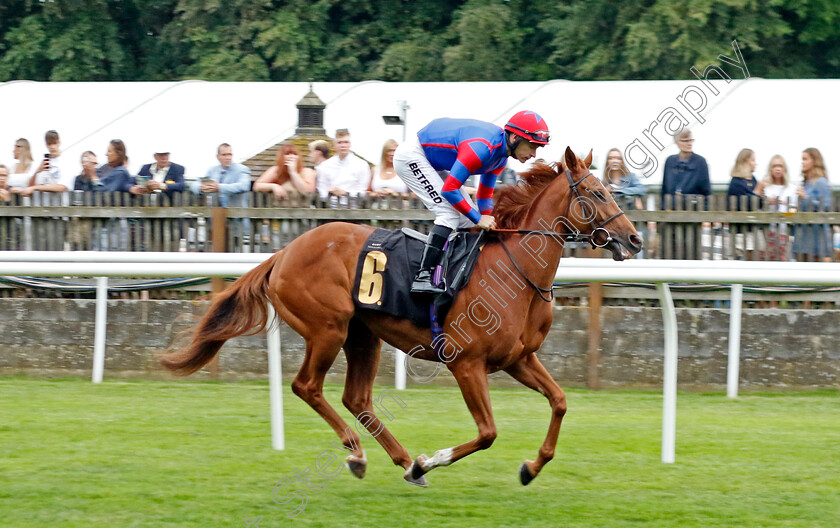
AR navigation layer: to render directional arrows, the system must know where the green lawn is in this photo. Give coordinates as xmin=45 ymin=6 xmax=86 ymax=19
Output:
xmin=1 ymin=377 xmax=838 ymax=528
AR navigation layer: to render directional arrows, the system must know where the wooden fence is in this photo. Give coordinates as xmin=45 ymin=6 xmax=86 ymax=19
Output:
xmin=1 ymin=191 xmax=838 ymax=262
xmin=1 ymin=190 xmax=838 ymax=308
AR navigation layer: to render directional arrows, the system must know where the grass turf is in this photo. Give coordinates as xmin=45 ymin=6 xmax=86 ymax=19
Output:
xmin=0 ymin=377 xmax=838 ymax=527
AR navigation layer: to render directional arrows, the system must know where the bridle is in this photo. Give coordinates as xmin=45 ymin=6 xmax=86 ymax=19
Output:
xmin=564 ymin=169 xmax=626 ymax=242
xmin=492 ymin=169 xmax=627 ymax=302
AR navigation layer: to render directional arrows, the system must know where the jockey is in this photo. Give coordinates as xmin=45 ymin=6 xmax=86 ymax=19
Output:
xmin=394 ymin=110 xmax=550 ymax=294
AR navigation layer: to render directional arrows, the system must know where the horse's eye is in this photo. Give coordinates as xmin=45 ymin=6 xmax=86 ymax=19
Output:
xmin=592 ymin=190 xmax=605 ymax=201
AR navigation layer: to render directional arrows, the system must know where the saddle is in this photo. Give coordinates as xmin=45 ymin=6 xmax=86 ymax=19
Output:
xmin=353 ymin=227 xmax=484 ymax=329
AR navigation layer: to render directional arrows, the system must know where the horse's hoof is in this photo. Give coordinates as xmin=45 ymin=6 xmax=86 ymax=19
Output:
xmin=519 ymin=461 xmax=536 ymax=486
xmin=346 ymin=454 xmax=367 ymax=479
xmin=404 ymin=474 xmax=429 ymax=487
xmin=410 ymin=454 xmax=429 ymax=481
xmin=403 ymin=462 xmax=429 ymax=488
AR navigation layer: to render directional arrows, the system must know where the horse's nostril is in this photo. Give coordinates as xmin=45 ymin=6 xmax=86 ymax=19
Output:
xmin=629 ymin=234 xmax=643 ymax=249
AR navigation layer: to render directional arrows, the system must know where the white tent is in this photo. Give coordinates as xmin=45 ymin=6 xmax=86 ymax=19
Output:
xmin=1 ymin=78 xmax=836 ymax=187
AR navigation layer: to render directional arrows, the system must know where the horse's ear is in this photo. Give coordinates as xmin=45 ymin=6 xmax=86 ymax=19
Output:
xmin=584 ymin=149 xmax=593 ymax=169
xmin=564 ymin=146 xmax=576 ymax=170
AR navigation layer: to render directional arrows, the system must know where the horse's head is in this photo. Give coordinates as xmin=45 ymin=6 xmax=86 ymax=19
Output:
xmin=560 ymin=147 xmax=643 ymax=260
xmin=494 ymin=149 xmax=643 ymax=260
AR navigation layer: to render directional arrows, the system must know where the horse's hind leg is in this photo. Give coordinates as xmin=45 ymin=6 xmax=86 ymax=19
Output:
xmin=291 ymin=333 xmax=364 ymax=461
xmin=503 ymin=353 xmax=567 ymax=485
xmin=341 ymin=318 xmax=414 ymax=480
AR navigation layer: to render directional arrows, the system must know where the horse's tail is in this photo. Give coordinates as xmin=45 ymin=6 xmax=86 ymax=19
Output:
xmin=160 ymin=254 xmax=281 ymax=376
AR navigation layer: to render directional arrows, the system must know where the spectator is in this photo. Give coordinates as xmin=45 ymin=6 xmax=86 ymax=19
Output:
xmin=497 ymin=161 xmax=519 ymax=187
xmin=8 ymin=138 xmax=35 ymax=190
xmin=253 ymin=143 xmax=315 ymax=199
xmin=316 ymin=129 xmax=371 ymax=201
xmin=307 ymin=139 xmax=330 ymax=172
xmin=834 ymin=227 xmax=840 ymax=262
xmin=368 ymin=139 xmax=408 ymax=197
xmin=726 ymin=148 xmax=760 ymax=200
xmin=727 ymin=148 xmax=762 ymax=260
xmin=134 ymin=148 xmax=186 ymax=196
xmin=760 ymin=155 xmax=798 ymax=212
xmin=661 ymin=129 xmax=710 ymax=259
xmin=661 ymin=129 xmax=711 ymax=205
xmin=793 ymin=147 xmax=832 ymax=262
xmin=20 ymin=130 xmax=75 ymax=205
xmin=760 ymin=155 xmax=798 ymax=260
xmin=190 ymin=143 xmax=251 ymax=207
xmin=67 ymin=152 xmax=100 ymax=247
xmin=96 ymin=140 xmax=134 ymax=193
xmin=0 ymin=164 xmax=11 ymax=202
xmin=601 ymin=147 xmax=646 ymax=210
xmin=73 ymin=151 xmax=101 ymax=191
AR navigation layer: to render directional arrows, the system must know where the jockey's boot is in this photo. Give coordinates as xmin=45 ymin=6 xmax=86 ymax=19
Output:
xmin=411 ymin=225 xmax=451 ymax=294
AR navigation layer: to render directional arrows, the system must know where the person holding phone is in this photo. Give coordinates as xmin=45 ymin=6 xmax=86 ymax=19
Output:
xmin=73 ymin=151 xmax=101 ymax=191
xmin=18 ymin=130 xmax=75 ymax=205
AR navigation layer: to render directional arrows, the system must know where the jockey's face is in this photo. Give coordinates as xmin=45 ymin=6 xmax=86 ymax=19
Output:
xmin=511 ymin=138 xmax=540 ymax=163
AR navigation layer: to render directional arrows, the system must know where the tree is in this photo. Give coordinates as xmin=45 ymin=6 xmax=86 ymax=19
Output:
xmin=0 ymin=0 xmax=133 ymax=81
xmin=0 ymin=0 xmax=31 ymax=44
xmin=374 ymin=37 xmax=445 ymax=81
xmin=541 ymin=0 xmax=793 ymax=80
xmin=1 ymin=0 xmax=839 ymax=81
xmin=775 ymin=0 xmax=840 ymax=77
xmin=442 ymin=0 xmax=525 ymax=81
xmin=253 ymin=7 xmax=329 ymax=81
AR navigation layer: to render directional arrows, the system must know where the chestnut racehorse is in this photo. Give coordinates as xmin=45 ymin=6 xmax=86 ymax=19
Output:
xmin=160 ymin=147 xmax=642 ymax=487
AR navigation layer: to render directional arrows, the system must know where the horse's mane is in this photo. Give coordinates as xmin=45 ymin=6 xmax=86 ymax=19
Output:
xmin=494 ymin=161 xmax=565 ymax=229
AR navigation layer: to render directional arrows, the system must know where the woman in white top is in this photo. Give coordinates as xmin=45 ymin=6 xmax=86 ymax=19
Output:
xmin=760 ymin=154 xmax=798 ymax=212
xmin=368 ymin=139 xmax=408 ymax=197
xmin=759 ymin=154 xmax=798 ymax=260
xmin=8 ymin=138 xmax=35 ymax=189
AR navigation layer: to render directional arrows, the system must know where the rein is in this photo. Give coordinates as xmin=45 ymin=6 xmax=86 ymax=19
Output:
xmin=497 ymin=236 xmax=555 ymax=302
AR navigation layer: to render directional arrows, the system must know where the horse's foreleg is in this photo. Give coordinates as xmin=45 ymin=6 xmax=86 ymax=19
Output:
xmin=503 ymin=353 xmax=567 ymax=485
xmin=406 ymin=362 xmax=496 ymax=484
xmin=341 ymin=319 xmax=413 ymax=480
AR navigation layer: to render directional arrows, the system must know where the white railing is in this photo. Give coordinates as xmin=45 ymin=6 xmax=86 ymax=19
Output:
xmin=0 ymin=252 xmax=284 ymax=448
xmin=2 ymin=251 xmax=839 ymax=462
xmin=557 ymin=258 xmax=840 ymax=463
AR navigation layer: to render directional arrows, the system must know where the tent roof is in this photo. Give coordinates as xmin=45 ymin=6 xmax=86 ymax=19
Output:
xmin=1 ymin=79 xmax=836 ymax=186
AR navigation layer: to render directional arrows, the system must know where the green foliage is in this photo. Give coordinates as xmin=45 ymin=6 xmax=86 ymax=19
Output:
xmin=442 ymin=0 xmax=525 ymax=81
xmin=375 ymin=36 xmax=445 ymax=81
xmin=0 ymin=16 xmax=49 ymax=80
xmin=0 ymin=0 xmax=839 ymax=81
xmin=542 ymin=0 xmax=794 ymax=80
xmin=0 ymin=0 xmax=132 ymax=81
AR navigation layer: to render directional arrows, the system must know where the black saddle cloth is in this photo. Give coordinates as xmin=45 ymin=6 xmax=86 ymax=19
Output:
xmin=353 ymin=228 xmax=484 ymax=327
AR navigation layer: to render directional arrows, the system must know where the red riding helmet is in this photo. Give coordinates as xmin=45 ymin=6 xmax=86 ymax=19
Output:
xmin=504 ymin=110 xmax=550 ymax=145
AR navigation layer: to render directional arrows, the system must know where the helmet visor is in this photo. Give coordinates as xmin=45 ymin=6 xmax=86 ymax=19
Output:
xmin=506 ymin=123 xmax=550 ymax=145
